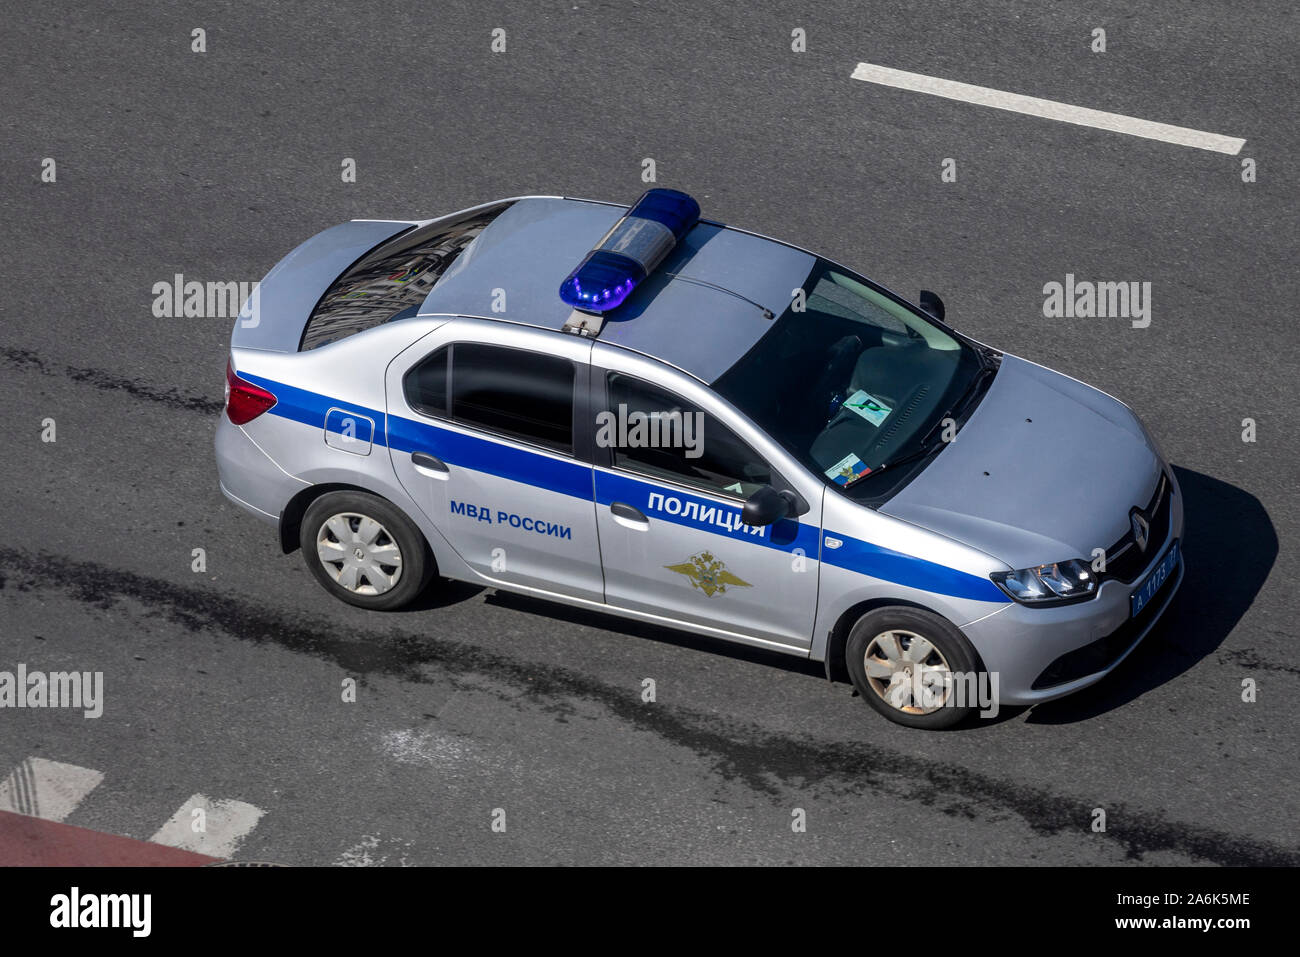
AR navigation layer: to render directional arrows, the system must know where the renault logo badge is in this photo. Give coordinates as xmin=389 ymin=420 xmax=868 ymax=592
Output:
xmin=1131 ymin=509 xmax=1150 ymax=552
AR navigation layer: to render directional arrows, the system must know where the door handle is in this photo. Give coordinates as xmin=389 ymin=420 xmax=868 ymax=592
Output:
xmin=411 ymin=451 xmax=449 ymax=476
xmin=610 ymin=501 xmax=648 ymax=523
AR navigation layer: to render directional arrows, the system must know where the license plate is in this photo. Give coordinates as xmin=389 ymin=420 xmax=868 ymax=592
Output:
xmin=1130 ymin=539 xmax=1180 ymax=618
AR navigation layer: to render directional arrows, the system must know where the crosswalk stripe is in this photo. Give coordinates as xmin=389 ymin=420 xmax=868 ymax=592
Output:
xmin=0 ymin=757 xmax=104 ymax=822
xmin=149 ymin=794 xmax=265 ymax=858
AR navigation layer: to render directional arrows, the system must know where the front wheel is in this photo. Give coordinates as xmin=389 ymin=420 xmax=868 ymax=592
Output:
xmin=845 ymin=607 xmax=983 ymax=729
xmin=300 ymin=490 xmax=432 ymax=610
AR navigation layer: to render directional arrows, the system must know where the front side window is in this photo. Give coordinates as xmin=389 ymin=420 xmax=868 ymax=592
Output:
xmin=451 ymin=344 xmax=575 ymax=453
xmin=605 ymin=373 xmax=770 ymax=499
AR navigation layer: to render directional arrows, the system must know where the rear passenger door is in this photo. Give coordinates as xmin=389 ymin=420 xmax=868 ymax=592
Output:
xmin=386 ymin=320 xmax=604 ymax=602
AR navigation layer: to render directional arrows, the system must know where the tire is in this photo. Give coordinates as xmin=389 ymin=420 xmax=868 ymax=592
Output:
xmin=299 ymin=490 xmax=433 ymax=610
xmin=845 ymin=606 xmax=983 ymax=730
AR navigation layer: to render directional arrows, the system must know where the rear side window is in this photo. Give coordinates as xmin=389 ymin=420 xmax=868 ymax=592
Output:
xmin=426 ymin=344 xmax=575 ymax=453
xmin=301 ymin=202 xmax=513 ymax=351
xmin=404 ymin=347 xmax=449 ymax=418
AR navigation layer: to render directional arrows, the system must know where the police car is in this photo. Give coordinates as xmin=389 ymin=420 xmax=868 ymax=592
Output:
xmin=216 ymin=189 xmax=1183 ymax=728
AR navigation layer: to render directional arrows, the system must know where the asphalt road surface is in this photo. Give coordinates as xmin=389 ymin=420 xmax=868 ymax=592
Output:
xmin=1 ymin=1 xmax=1296 ymax=866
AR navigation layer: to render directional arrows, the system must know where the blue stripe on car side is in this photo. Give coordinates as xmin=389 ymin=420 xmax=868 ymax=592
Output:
xmin=593 ymin=469 xmax=821 ymax=556
xmin=821 ymin=536 xmax=1009 ymax=603
xmin=241 ymin=374 xmax=381 ymax=434
xmin=385 ymin=413 xmax=594 ymax=499
xmin=237 ymin=372 xmax=1008 ymax=603
xmin=592 ymin=469 xmax=1005 ymax=602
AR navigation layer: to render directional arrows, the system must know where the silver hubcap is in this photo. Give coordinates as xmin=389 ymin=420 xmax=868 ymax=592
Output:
xmin=316 ymin=512 xmax=403 ymax=596
xmin=863 ymin=629 xmax=953 ymax=715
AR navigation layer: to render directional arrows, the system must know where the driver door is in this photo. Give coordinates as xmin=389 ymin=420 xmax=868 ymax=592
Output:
xmin=589 ymin=347 xmax=822 ymax=651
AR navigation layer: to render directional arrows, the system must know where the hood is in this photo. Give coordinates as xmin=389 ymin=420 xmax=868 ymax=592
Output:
xmin=880 ymin=355 xmax=1161 ymax=569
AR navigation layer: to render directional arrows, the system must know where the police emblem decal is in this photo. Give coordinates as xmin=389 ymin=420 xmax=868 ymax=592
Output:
xmin=664 ymin=551 xmax=752 ymax=597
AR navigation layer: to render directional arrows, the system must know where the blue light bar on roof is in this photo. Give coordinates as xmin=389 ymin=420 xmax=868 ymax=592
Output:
xmin=559 ymin=188 xmax=701 ymax=313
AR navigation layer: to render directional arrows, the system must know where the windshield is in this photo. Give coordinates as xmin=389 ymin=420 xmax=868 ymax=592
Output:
xmin=711 ymin=260 xmax=985 ymax=496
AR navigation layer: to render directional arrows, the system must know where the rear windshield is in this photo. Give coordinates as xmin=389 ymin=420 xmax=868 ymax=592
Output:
xmin=300 ymin=202 xmax=513 ymax=350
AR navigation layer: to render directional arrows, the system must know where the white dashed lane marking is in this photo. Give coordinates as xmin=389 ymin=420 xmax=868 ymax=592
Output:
xmin=0 ymin=757 xmax=104 ymax=821
xmin=149 ymin=793 xmax=266 ymax=858
xmin=850 ymin=62 xmax=1246 ymax=155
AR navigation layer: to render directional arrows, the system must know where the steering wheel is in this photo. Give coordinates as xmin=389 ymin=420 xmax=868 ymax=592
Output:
xmin=814 ymin=335 xmax=862 ymax=417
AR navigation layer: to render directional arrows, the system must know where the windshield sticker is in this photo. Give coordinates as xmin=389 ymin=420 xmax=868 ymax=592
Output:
xmin=844 ymin=390 xmax=892 ymax=426
xmin=825 ymin=453 xmax=872 ymax=486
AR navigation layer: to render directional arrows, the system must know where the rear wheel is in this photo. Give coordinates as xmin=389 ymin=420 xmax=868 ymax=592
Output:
xmin=845 ymin=606 xmax=982 ymax=729
xmin=300 ymin=491 xmax=432 ymax=610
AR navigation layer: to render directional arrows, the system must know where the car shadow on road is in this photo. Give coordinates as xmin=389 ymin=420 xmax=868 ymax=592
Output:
xmin=403 ymin=577 xmax=487 ymax=611
xmin=393 ymin=553 xmax=827 ymax=678
xmin=1021 ymin=465 xmax=1276 ymax=725
xmin=480 ymin=591 xmax=830 ymax=681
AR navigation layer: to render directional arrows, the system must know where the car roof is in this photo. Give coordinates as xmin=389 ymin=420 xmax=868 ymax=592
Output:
xmin=418 ymin=197 xmax=816 ymax=383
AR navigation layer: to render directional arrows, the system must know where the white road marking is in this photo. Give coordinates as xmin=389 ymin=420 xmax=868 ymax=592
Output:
xmin=336 ymin=833 xmax=381 ymax=867
xmin=378 ymin=727 xmax=495 ymax=770
xmin=150 ymin=794 xmax=265 ymax=858
xmin=850 ymin=62 xmax=1245 ymax=155
xmin=0 ymin=757 xmax=104 ymax=822
xmin=334 ymin=833 xmax=415 ymax=867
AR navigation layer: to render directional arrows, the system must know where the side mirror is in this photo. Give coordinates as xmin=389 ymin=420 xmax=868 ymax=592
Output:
xmin=742 ymin=485 xmax=793 ymax=526
xmin=919 ymin=290 xmax=946 ymax=324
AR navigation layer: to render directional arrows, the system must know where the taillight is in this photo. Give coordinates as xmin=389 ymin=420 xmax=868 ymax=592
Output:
xmin=225 ymin=360 xmax=277 ymax=425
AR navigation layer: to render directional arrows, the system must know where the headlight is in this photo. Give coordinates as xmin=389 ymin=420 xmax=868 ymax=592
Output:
xmin=991 ymin=559 xmax=1097 ymax=605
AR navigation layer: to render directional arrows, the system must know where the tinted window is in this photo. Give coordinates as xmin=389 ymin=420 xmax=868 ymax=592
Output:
xmin=404 ymin=347 xmax=449 ymax=418
xmin=606 ymin=373 xmax=770 ymax=498
xmin=452 ymin=344 xmax=574 ymax=453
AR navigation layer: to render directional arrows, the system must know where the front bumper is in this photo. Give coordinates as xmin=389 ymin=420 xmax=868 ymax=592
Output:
xmin=961 ymin=471 xmax=1185 ymax=707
